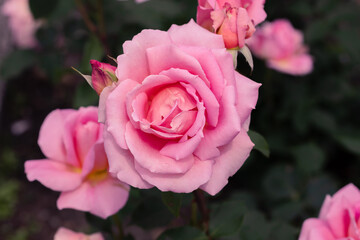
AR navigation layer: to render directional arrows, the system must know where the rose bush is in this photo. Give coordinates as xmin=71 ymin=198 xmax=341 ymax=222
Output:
xmin=247 ymin=19 xmax=313 ymax=75
xmin=299 ymin=183 xmax=360 ymax=240
xmin=25 ymin=107 xmax=129 ymax=219
xmin=1 ymin=0 xmax=41 ymax=48
xmin=98 ymin=20 xmax=260 ymax=195
xmin=54 ymin=227 xmax=104 ymax=240
xmin=196 ymin=0 xmax=267 ymax=49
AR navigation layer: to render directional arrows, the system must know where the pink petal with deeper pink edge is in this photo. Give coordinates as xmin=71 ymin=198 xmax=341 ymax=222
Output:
xmin=146 ymin=45 xmax=209 ymax=87
xmin=168 ymin=19 xmax=225 ymax=49
xmin=134 ymin=157 xmax=214 ymax=193
xmin=235 ymin=73 xmax=261 ymax=127
xmin=197 ymin=6 xmax=214 ymax=30
xmin=267 ymin=53 xmax=313 ymax=76
xmin=299 ymin=219 xmax=336 ymax=240
xmin=54 ymin=227 xmax=104 ymax=240
xmin=125 ymin=123 xmax=195 ymax=174
xmin=211 ymin=9 xmax=226 ymax=31
xmin=74 ymin=120 xmax=100 ymax=163
xmin=25 ymin=160 xmax=82 ymax=192
xmin=179 ymin=46 xmax=225 ymax=101
xmin=194 ymin=86 xmax=241 ymax=160
xmin=329 ymin=184 xmax=360 ymax=210
xmin=160 ymin=68 xmax=220 ymax=127
xmin=106 ymin=79 xmax=140 ymax=150
xmin=200 ymin=130 xmax=254 ymax=195
xmin=246 ymin=0 xmax=267 ymax=25
xmin=57 ymin=177 xmax=129 ymax=219
xmin=38 ymin=109 xmax=75 ymax=162
xmin=104 ymin=129 xmax=153 ymax=189
xmin=116 ymin=30 xmax=172 ymax=83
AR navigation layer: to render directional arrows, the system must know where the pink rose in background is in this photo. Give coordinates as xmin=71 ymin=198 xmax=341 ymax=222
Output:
xmin=1 ymin=0 xmax=41 ymax=48
xmin=197 ymin=0 xmax=267 ymax=49
xmin=247 ymin=19 xmax=313 ymax=75
xmin=99 ymin=20 xmax=260 ymax=195
xmin=54 ymin=227 xmax=104 ymax=240
xmin=25 ymin=107 xmax=129 ymax=219
xmin=299 ymin=183 xmax=360 ymax=240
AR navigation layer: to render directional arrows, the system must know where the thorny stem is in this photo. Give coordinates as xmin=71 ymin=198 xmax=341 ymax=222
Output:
xmin=194 ymin=189 xmax=212 ymax=240
xmin=75 ymin=0 xmax=110 ymax=56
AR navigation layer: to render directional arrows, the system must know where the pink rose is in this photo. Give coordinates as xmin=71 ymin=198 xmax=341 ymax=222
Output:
xmin=54 ymin=227 xmax=104 ymax=240
xmin=25 ymin=107 xmax=129 ymax=219
xmin=99 ymin=20 xmax=260 ymax=195
xmin=1 ymin=0 xmax=41 ymax=48
xmin=197 ymin=0 xmax=267 ymax=49
xmin=247 ymin=19 xmax=313 ymax=75
xmin=299 ymin=183 xmax=360 ymax=240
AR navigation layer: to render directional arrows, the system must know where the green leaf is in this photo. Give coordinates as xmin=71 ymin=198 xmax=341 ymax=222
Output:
xmin=248 ymin=130 xmax=270 ymax=157
xmin=267 ymin=222 xmax=297 ymax=240
xmin=157 ymin=226 xmax=207 ymax=240
xmin=161 ymin=192 xmax=183 ymax=217
xmin=73 ymin=81 xmax=98 ymax=108
xmin=336 ymin=134 xmax=360 ymax=155
xmin=238 ymin=211 xmax=270 ymax=240
xmin=291 ymin=143 xmax=325 ymax=174
xmin=29 ymin=0 xmax=59 ymax=19
xmin=209 ymin=201 xmax=245 ymax=238
xmin=0 ymin=50 xmax=36 ymax=80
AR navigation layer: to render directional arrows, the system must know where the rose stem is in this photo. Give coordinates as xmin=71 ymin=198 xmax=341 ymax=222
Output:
xmin=193 ymin=189 xmax=212 ymax=239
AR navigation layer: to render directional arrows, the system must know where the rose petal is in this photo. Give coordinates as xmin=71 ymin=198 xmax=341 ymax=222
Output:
xmin=200 ymin=130 xmax=254 ymax=195
xmin=54 ymin=227 xmax=104 ymax=240
xmin=106 ymin=79 xmax=140 ymax=150
xmin=235 ymin=72 xmax=261 ymax=127
xmin=125 ymin=122 xmax=195 ymax=174
xmin=57 ymin=177 xmax=129 ymax=219
xmin=135 ymin=157 xmax=214 ymax=193
xmin=168 ymin=19 xmax=225 ymax=49
xmin=98 ymin=84 xmax=116 ymax=123
xmin=116 ymin=30 xmax=172 ymax=83
xmin=194 ymin=86 xmax=241 ymax=160
xmin=25 ymin=160 xmax=82 ymax=192
xmin=299 ymin=219 xmax=336 ymax=240
xmin=38 ymin=109 xmax=75 ymax=162
xmin=104 ymin=129 xmax=153 ymax=189
xmin=267 ymin=53 xmax=313 ymax=76
xmin=246 ymin=0 xmax=267 ymax=25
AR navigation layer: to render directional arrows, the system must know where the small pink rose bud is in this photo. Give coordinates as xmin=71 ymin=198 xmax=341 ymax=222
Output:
xmin=90 ymin=60 xmax=117 ymax=95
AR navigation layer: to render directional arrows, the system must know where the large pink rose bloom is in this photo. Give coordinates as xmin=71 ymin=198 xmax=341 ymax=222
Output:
xmin=25 ymin=107 xmax=129 ymax=219
xmin=299 ymin=183 xmax=360 ymax=240
xmin=197 ymin=0 xmax=267 ymax=49
xmin=99 ymin=20 xmax=260 ymax=195
xmin=54 ymin=227 xmax=104 ymax=240
xmin=1 ymin=0 xmax=41 ymax=48
xmin=247 ymin=19 xmax=313 ymax=75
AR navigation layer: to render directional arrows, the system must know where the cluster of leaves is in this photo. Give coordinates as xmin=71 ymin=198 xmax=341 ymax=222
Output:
xmin=0 ymin=0 xmax=359 ymax=239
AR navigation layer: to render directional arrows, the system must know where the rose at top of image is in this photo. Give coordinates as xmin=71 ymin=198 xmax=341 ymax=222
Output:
xmin=54 ymin=227 xmax=104 ymax=240
xmin=1 ymin=0 xmax=42 ymax=48
xmin=197 ymin=0 xmax=267 ymax=49
xmin=25 ymin=107 xmax=129 ymax=219
xmin=299 ymin=183 xmax=360 ymax=240
xmin=99 ymin=20 xmax=260 ymax=195
xmin=247 ymin=19 xmax=313 ymax=75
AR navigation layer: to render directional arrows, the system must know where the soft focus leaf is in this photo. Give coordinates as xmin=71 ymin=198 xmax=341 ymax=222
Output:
xmin=161 ymin=192 xmax=183 ymax=217
xmin=209 ymin=201 xmax=245 ymax=238
xmin=157 ymin=226 xmax=207 ymax=240
xmin=336 ymin=134 xmax=360 ymax=155
xmin=80 ymin=36 xmax=104 ymax=73
xmin=0 ymin=50 xmax=36 ymax=80
xmin=248 ymin=130 xmax=270 ymax=157
xmin=292 ymin=143 xmax=325 ymax=174
xmin=0 ymin=180 xmax=19 ymax=220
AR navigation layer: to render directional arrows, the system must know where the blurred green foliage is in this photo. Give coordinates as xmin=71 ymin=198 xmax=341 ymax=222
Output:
xmin=0 ymin=0 xmax=359 ymax=239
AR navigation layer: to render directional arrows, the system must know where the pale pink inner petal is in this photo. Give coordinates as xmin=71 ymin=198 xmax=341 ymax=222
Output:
xmin=74 ymin=121 xmax=100 ymax=164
